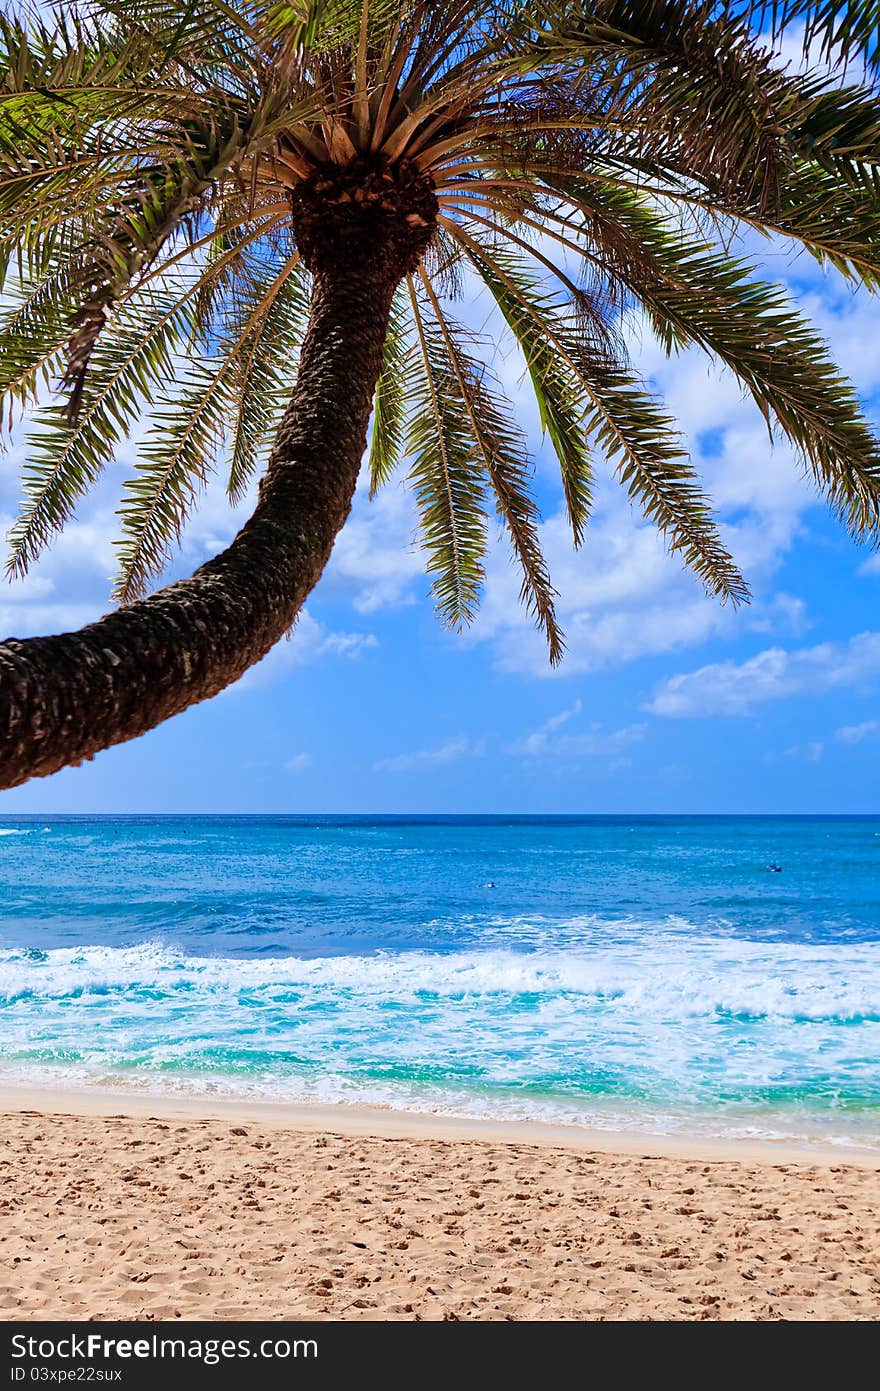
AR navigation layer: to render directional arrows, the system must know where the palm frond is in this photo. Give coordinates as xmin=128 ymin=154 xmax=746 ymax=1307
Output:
xmin=112 ymin=356 xmax=229 ymax=603
xmin=368 ymin=284 xmax=410 ymax=497
xmin=61 ymin=117 xmax=260 ymax=420
xmin=452 ymin=228 xmax=748 ymax=603
xmin=447 ymin=227 xmax=595 ymax=547
xmin=226 ymin=252 xmax=309 ymax=502
xmin=524 ymin=0 xmax=799 ymax=212
xmin=416 ymin=266 xmax=563 ymax=662
xmin=0 ymin=252 xmax=80 ymax=429
xmin=405 ymin=274 xmax=488 ymax=629
xmin=113 ymin=251 xmax=305 ymax=600
xmin=551 ymin=176 xmax=880 ymax=540
xmin=6 ymin=284 xmax=198 ymax=578
xmin=748 ymin=1 xmax=880 ymax=70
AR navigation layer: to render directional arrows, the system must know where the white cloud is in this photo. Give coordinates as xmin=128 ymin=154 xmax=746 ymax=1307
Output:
xmin=0 ymin=504 xmax=122 ymax=638
xmin=860 ymin=553 xmax=880 ymax=577
xmin=373 ymin=735 xmax=486 ymax=774
xmin=766 ymin=739 xmax=825 ymax=764
xmin=511 ymin=717 xmax=642 ymax=762
xmin=326 ymin=478 xmax=423 ymax=613
xmin=835 ymin=720 xmax=880 ymax=745
xmin=509 ymin=712 xmax=646 ymax=761
xmin=798 ymin=289 xmax=880 ymax=399
xmin=284 ymin=752 xmax=314 ymax=772
xmin=473 ymin=506 xmax=723 ymax=676
xmin=0 ymin=574 xmax=54 ymax=604
xmin=0 ymin=600 xmax=105 ymax=638
xmin=471 ymin=492 xmax=806 ymax=678
xmin=464 ymin=297 xmax=831 ymax=680
xmin=231 ymin=609 xmax=377 ymax=692
xmin=543 ymin=699 xmax=582 ymax=732
xmin=647 ymin=632 xmax=880 ymax=717
xmin=176 ymin=476 xmax=252 ymax=568
xmin=747 ymin=591 xmax=810 ymax=636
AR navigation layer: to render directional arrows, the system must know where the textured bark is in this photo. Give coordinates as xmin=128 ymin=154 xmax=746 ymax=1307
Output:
xmin=0 ymin=161 xmax=437 ymax=789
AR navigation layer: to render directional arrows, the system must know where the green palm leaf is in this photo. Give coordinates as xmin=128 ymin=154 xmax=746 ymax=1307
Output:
xmin=226 ymin=253 xmax=311 ymax=502
xmin=550 ymin=177 xmax=880 ymax=539
xmin=451 ymin=231 xmax=595 ymax=547
xmin=368 ymin=285 xmax=410 ymax=498
xmin=113 ymin=354 xmax=231 ymax=603
xmin=456 ymin=231 xmax=747 ymax=603
xmin=405 ymin=276 xmax=488 ymax=629
xmin=6 ymin=284 xmax=198 ymax=577
xmin=113 ymin=252 xmax=305 ymax=600
xmin=416 ymin=268 xmax=563 ymax=663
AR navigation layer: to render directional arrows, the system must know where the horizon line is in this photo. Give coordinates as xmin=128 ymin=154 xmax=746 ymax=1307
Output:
xmin=1 ymin=810 xmax=879 ymax=819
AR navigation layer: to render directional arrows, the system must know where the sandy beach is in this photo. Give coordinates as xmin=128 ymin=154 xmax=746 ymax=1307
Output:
xmin=1 ymin=1090 xmax=877 ymax=1321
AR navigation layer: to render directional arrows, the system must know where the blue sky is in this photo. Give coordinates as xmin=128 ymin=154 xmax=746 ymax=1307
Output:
xmin=1 ymin=221 xmax=879 ymax=814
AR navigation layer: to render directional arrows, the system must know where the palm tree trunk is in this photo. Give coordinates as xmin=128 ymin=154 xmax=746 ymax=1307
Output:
xmin=0 ymin=259 xmax=398 ymax=790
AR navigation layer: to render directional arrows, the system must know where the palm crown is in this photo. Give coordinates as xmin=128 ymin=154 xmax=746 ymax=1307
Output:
xmin=3 ymin=0 xmax=880 ymax=667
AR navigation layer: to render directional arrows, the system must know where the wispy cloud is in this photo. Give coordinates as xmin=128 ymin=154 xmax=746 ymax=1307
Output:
xmin=509 ymin=705 xmax=646 ymax=761
xmin=469 ymin=485 xmax=808 ymax=680
xmin=542 ymin=699 xmax=583 ymax=732
xmin=776 ymin=740 xmax=825 ymax=764
xmin=835 ymin=720 xmax=880 ymax=745
xmin=0 ymin=506 xmax=119 ymax=639
xmin=647 ymin=632 xmax=880 ymax=717
xmin=231 ymin=610 xmax=377 ymax=692
xmin=284 ymin=752 xmax=314 ymax=772
xmin=511 ymin=700 xmax=582 ymax=756
xmin=373 ymin=735 xmax=486 ymax=774
xmin=859 ymin=553 xmax=880 ymax=577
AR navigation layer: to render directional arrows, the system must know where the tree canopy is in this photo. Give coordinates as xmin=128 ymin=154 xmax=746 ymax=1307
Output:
xmin=2 ymin=0 xmax=880 ymax=664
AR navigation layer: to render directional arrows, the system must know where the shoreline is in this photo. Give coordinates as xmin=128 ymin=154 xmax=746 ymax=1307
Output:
xmin=2 ymin=1081 xmax=878 ymax=1168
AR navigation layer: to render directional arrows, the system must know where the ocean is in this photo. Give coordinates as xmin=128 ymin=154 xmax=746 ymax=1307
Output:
xmin=1 ymin=814 xmax=878 ymax=1150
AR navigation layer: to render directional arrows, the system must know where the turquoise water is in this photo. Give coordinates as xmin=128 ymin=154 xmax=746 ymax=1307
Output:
xmin=1 ymin=814 xmax=879 ymax=1149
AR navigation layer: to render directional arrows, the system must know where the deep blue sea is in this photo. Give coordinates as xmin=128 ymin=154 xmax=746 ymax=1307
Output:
xmin=1 ymin=814 xmax=879 ymax=1149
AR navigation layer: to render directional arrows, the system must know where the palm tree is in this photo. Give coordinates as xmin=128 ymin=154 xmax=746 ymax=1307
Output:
xmin=1 ymin=1 xmax=879 ymax=789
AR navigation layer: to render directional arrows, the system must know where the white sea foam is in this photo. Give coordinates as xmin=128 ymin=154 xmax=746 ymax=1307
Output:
xmin=1 ymin=936 xmax=878 ymax=1150
xmin=1 ymin=937 xmax=879 ymax=1023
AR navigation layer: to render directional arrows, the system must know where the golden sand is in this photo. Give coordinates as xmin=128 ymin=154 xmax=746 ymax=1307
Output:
xmin=1 ymin=1096 xmax=878 ymax=1320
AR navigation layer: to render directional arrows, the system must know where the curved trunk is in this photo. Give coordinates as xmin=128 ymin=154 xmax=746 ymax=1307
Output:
xmin=0 ymin=260 xmax=397 ymax=789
